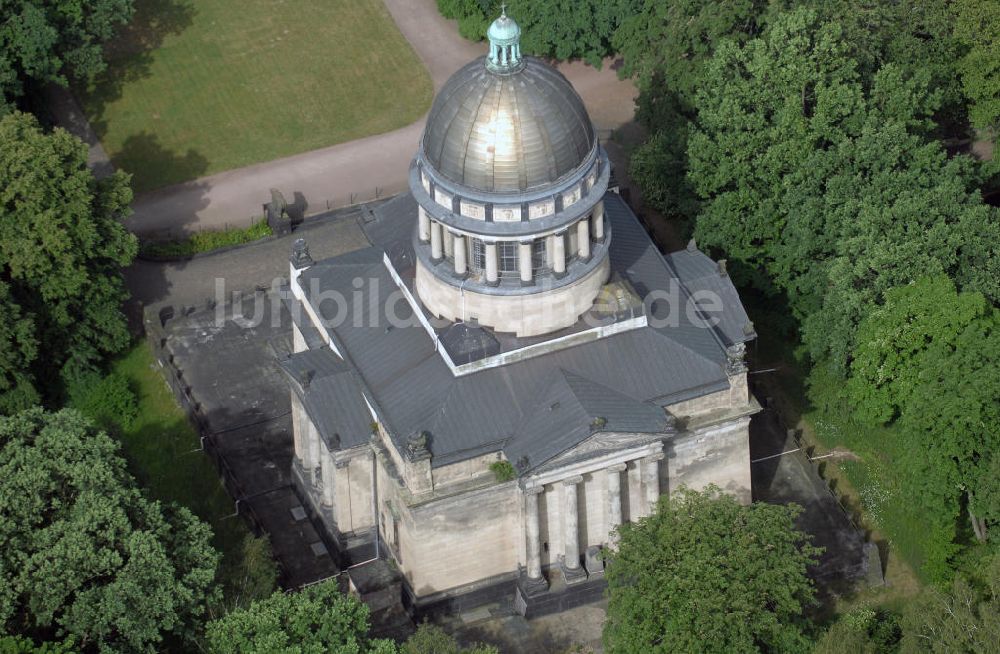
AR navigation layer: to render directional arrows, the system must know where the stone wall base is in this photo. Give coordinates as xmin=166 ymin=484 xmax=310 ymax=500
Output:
xmin=291 ymin=464 xmax=375 ymax=568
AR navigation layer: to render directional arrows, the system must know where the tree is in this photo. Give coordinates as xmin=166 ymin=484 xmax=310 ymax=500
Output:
xmin=0 ymin=636 xmax=76 ymax=653
xmin=813 ymin=607 xmax=901 ymax=654
xmin=686 ymin=8 xmax=1000 ymax=366
xmin=954 ymin=0 xmax=1000 ymax=130
xmin=847 ymin=276 xmax=1000 ymax=561
xmin=204 ymin=580 xmax=394 ymax=654
xmin=612 ymin=0 xmax=774 ymax=222
xmin=0 ymin=0 xmax=134 ymax=108
xmin=613 ymin=0 xmax=771 ymax=108
xmin=603 ymin=487 xmax=820 ymax=654
xmin=900 ymin=555 xmax=1000 ymax=653
xmin=401 ymin=623 xmax=497 ymax=654
xmin=436 ymin=0 xmax=637 ymax=66
xmin=0 ymin=282 xmax=39 ymax=414
xmin=0 ymin=111 xmax=137 ymax=411
xmin=0 ymin=408 xmax=220 ymax=651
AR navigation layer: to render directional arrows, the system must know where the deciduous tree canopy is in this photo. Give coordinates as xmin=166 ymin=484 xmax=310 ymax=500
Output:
xmin=603 ymin=487 xmax=820 ymax=654
xmin=204 ymin=580 xmax=394 ymax=654
xmin=0 ymin=112 xmax=136 ymax=412
xmin=0 ymin=0 xmax=134 ymax=108
xmin=0 ymin=408 xmax=220 ymax=651
xmin=687 ymin=8 xmax=1000 ymax=366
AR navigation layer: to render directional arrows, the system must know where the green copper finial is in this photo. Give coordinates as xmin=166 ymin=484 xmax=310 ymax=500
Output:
xmin=486 ymin=6 xmax=522 ymax=74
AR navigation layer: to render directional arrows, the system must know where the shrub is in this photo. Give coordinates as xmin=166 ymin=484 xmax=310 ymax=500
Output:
xmin=489 ymin=460 xmax=516 ymax=482
xmin=140 ymin=220 xmax=272 ymax=259
xmin=68 ymin=371 xmax=139 ymax=430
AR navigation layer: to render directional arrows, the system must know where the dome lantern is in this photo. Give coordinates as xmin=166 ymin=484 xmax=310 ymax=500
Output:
xmin=486 ymin=5 xmax=522 ymax=73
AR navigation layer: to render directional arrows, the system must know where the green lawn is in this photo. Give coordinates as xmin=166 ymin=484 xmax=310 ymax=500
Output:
xmin=111 ymin=342 xmax=255 ymax=588
xmin=81 ymin=0 xmax=433 ymax=193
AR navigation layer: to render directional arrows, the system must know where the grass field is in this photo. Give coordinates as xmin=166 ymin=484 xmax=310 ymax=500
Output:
xmin=81 ymin=0 xmax=432 ymax=193
xmin=111 ymin=342 xmax=258 ymax=593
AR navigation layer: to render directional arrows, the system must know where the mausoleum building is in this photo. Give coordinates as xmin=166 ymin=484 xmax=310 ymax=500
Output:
xmin=280 ymin=11 xmax=759 ymax=615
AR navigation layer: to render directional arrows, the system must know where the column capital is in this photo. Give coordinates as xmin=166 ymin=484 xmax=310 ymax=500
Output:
xmin=562 ymin=475 xmax=584 ymax=487
xmin=645 ymin=452 xmax=666 ymax=463
xmin=607 ymin=463 xmax=627 ymax=473
xmin=523 ymin=485 xmax=545 ymax=496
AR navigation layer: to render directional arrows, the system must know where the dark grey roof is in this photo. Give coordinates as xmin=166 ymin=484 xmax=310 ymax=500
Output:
xmin=504 ymin=369 xmax=673 ymax=474
xmin=361 ymin=193 xmax=417 ymax=249
xmin=421 ymin=57 xmax=595 ymax=192
xmin=665 ymin=246 xmax=756 ymax=346
xmin=292 ymin=192 xmax=751 ymax=469
xmin=439 ymin=321 xmax=501 ymax=364
xmin=278 ymin=348 xmax=373 ymax=451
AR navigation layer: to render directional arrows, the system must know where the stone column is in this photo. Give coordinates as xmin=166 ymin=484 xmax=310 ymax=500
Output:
xmin=577 ymin=217 xmax=591 ymax=260
xmin=552 ymin=232 xmax=566 ymax=276
xmin=307 ymin=421 xmax=322 ymax=487
xmin=562 ymin=476 xmax=583 ymax=570
xmin=485 ymin=241 xmax=499 ymax=284
xmin=593 ymin=201 xmax=605 ymax=241
xmin=524 ymin=486 xmax=545 ymax=581
xmin=418 ymin=206 xmax=431 ymax=242
xmin=643 ymin=453 xmax=665 ymax=514
xmin=627 ymin=460 xmax=643 ymax=519
xmin=607 ymin=463 xmax=626 ymax=542
xmin=321 ymin=449 xmax=336 ymax=508
xmin=519 ymin=241 xmax=533 ymax=284
xmin=443 ymin=229 xmax=454 ymax=258
xmin=290 ymin=393 xmax=304 ymax=464
xmin=453 ymin=233 xmax=467 ymax=276
xmin=430 ymin=221 xmax=443 ymax=260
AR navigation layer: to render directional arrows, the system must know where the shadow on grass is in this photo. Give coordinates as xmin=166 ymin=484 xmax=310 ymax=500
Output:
xmin=114 ymin=130 xmax=210 ymax=195
xmin=88 ymin=0 xmax=198 ymax=109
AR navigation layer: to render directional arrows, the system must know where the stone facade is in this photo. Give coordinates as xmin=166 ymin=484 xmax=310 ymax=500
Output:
xmin=289 ymin=350 xmax=758 ymax=605
xmin=280 ymin=10 xmax=760 ymax=616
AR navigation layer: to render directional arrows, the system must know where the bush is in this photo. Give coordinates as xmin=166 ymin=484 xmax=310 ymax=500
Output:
xmin=214 ymin=534 xmax=280 ymax=614
xmin=402 ymin=623 xmax=498 ymax=654
xmin=68 ymin=371 xmax=139 ymax=430
xmin=489 ymin=460 xmax=515 ymax=482
xmin=140 ymin=220 xmax=272 ymax=259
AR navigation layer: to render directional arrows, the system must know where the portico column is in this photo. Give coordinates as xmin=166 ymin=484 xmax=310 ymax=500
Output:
xmin=321 ymin=449 xmax=335 ymax=508
xmin=291 ymin=394 xmax=304 ymax=465
xmin=607 ymin=463 xmax=627 ymax=543
xmin=430 ymin=221 xmax=443 ymax=260
xmin=485 ymin=241 xmax=499 ymax=284
xmin=577 ymin=217 xmax=590 ymax=260
xmin=593 ymin=201 xmax=605 ymax=241
xmin=307 ymin=422 xmax=322 ymax=486
xmin=562 ymin=476 xmax=583 ymax=569
xmin=418 ymin=206 xmax=431 ymax=242
xmin=643 ymin=453 xmax=665 ymax=513
xmin=453 ymin=233 xmax=467 ymax=275
xmin=524 ymin=486 xmax=545 ymax=581
xmin=443 ymin=229 xmax=454 ymax=258
xmin=552 ymin=232 xmax=566 ymax=276
xmin=518 ymin=241 xmax=533 ymax=284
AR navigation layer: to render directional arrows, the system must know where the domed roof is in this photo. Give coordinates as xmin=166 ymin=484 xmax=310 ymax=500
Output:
xmin=487 ymin=11 xmax=520 ymax=44
xmin=421 ymin=57 xmax=596 ymax=193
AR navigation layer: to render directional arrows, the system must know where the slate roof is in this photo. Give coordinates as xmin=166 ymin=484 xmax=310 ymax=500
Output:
xmin=288 ymin=192 xmax=751 ymax=473
xmin=504 ymin=369 xmax=673 ymax=473
xmin=665 ymin=244 xmax=756 ymax=346
xmin=278 ymin=349 xmax=372 ymax=451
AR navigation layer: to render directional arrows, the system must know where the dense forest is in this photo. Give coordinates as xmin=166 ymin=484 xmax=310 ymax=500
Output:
xmin=442 ymin=0 xmax=1000 ymax=650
